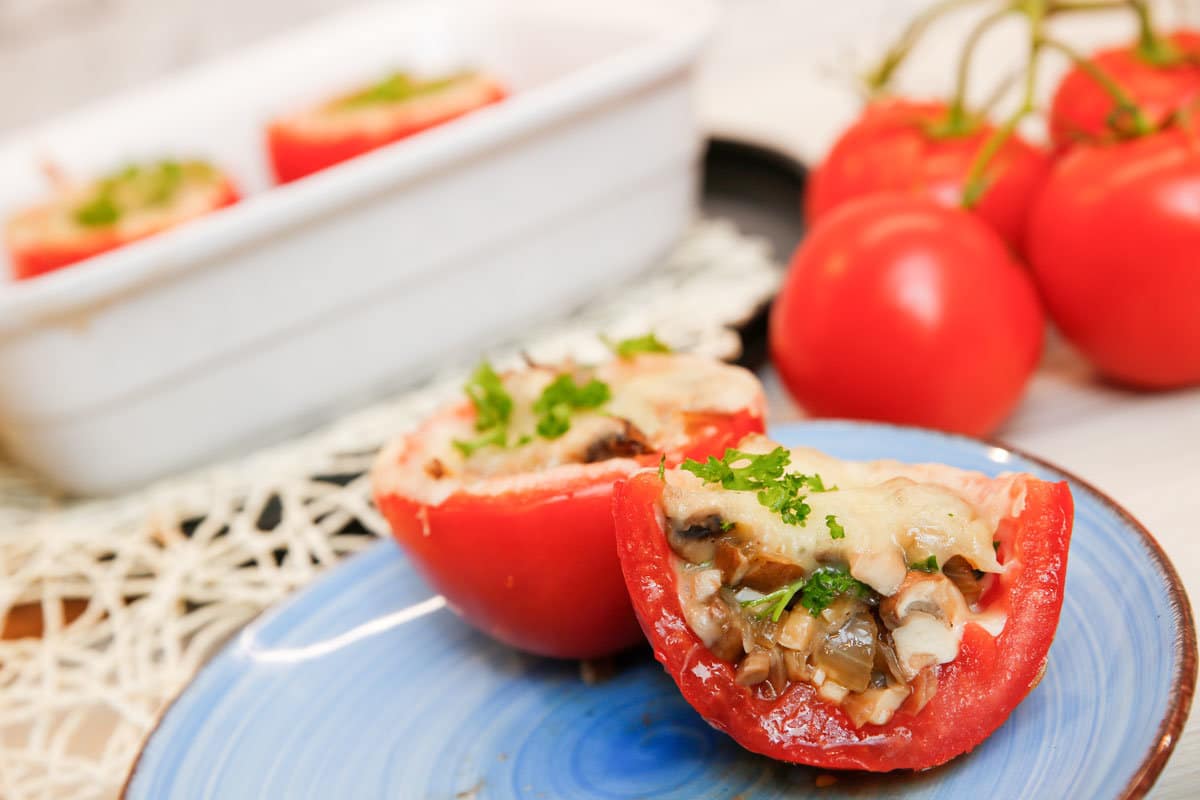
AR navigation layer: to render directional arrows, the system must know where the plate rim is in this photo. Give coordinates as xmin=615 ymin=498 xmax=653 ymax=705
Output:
xmin=121 ymin=418 xmax=1198 ymax=800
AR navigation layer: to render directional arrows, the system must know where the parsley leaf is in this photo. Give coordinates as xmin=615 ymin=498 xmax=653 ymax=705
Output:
xmin=453 ymin=362 xmax=514 ymax=455
xmin=910 ymin=555 xmax=939 ymax=573
xmin=741 ymin=577 xmax=806 ymax=622
xmin=533 ymin=374 xmax=611 ymax=440
xmin=825 ymin=514 xmax=845 ymax=540
xmin=799 ymin=567 xmax=872 ymax=616
xmin=605 ymin=332 xmax=671 ymax=358
xmin=681 ymin=447 xmax=814 ymax=526
xmin=657 ymin=454 xmax=666 ymax=481
xmin=74 ymin=195 xmax=121 ymax=227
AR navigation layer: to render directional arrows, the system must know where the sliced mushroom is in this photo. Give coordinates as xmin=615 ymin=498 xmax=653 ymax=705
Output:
xmin=714 ymin=541 xmax=750 ymax=586
xmin=942 ymin=555 xmax=984 ymax=606
xmin=667 ymin=514 xmax=726 ymax=564
xmin=879 ymin=572 xmax=969 ymax=630
xmin=741 ymin=556 xmax=806 ymax=593
xmin=891 ymin=612 xmax=959 ymax=679
xmin=583 ymin=419 xmax=651 ymax=462
xmin=736 ymin=649 xmax=772 ymax=686
xmin=778 ymin=610 xmax=818 ymax=655
xmin=907 ymin=667 xmax=939 ymax=714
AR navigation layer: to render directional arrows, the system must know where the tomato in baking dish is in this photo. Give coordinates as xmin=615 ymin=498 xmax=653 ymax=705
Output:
xmin=267 ymin=71 xmax=507 ymax=183
xmin=612 ymin=437 xmax=1073 ymax=770
xmin=371 ymin=350 xmax=766 ymax=659
xmin=4 ymin=160 xmax=239 ymax=280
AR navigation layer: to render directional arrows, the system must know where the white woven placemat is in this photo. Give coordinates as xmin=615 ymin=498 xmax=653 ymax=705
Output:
xmin=0 ymin=219 xmax=780 ymax=799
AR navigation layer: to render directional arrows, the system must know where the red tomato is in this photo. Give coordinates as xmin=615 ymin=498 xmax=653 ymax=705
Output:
xmin=770 ymin=195 xmax=1045 ymax=436
xmin=7 ymin=176 xmax=238 ymax=280
xmin=612 ymin=466 xmax=1073 ymax=771
xmin=1049 ymin=31 xmax=1200 ymax=149
xmin=372 ymin=357 xmax=765 ymax=659
xmin=807 ymin=99 xmax=1050 ymax=252
xmin=1027 ymin=127 xmax=1200 ymax=388
xmin=267 ymin=73 xmax=506 ymax=183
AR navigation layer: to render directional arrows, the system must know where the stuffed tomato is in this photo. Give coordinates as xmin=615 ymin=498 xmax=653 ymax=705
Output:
xmin=612 ymin=436 xmax=1073 ymax=770
xmin=267 ymin=70 xmax=506 ymax=183
xmin=371 ymin=351 xmax=765 ymax=659
xmin=5 ymin=160 xmax=238 ymax=280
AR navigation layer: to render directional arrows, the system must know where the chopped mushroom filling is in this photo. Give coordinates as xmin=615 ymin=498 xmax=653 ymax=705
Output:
xmin=668 ymin=509 xmax=995 ymax=728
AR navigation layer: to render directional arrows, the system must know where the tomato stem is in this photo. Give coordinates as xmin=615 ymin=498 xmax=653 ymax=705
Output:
xmin=946 ymin=6 xmax=1019 ymax=133
xmin=865 ymin=0 xmax=992 ymax=94
xmin=961 ymin=2 xmax=1046 ymax=209
xmin=1040 ymin=36 xmax=1156 ymax=136
xmin=1127 ymin=0 xmax=1180 ymax=65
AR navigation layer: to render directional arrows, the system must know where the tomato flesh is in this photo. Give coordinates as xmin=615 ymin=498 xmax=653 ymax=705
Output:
xmin=612 ymin=467 xmax=1073 ymax=771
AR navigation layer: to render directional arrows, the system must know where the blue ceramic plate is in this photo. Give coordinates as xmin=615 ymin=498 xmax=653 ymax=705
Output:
xmin=125 ymin=421 xmax=1195 ymax=799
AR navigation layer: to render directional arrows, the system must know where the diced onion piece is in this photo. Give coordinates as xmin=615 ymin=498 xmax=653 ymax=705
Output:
xmin=691 ymin=569 xmax=723 ymax=602
xmin=812 ymin=607 xmax=876 ymax=693
xmin=818 ymin=680 xmax=849 ymax=703
xmin=778 ymin=610 xmax=817 ymax=655
xmin=842 ymin=683 xmax=912 ymax=728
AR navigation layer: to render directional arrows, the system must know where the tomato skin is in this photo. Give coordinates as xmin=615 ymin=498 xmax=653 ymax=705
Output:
xmin=1049 ymin=32 xmax=1200 ymax=149
xmin=267 ymin=82 xmax=506 ymax=183
xmin=8 ymin=180 xmax=239 ymax=280
xmin=612 ymin=469 xmax=1073 ymax=771
xmin=373 ymin=406 xmax=763 ymax=660
xmin=770 ymin=195 xmax=1044 ymax=437
xmin=1028 ymin=128 xmax=1200 ymax=388
xmin=807 ymin=100 xmax=1050 ymax=252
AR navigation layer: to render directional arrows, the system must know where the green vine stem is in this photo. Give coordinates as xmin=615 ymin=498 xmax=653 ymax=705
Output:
xmin=1040 ymin=36 xmax=1156 ymax=134
xmin=961 ymin=2 xmax=1047 ymax=208
xmin=1128 ymin=0 xmax=1179 ymax=64
xmin=945 ymin=6 xmax=1021 ymax=133
xmin=865 ymin=0 xmax=996 ymax=94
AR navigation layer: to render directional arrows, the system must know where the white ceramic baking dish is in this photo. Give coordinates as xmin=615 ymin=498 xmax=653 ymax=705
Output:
xmin=0 ymin=0 xmax=714 ymax=494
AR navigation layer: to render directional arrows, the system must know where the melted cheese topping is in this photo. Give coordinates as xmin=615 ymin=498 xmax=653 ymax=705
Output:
xmin=278 ymin=72 xmax=502 ymax=139
xmin=657 ymin=434 xmax=1022 ymax=597
xmin=372 ymin=353 xmax=764 ymax=505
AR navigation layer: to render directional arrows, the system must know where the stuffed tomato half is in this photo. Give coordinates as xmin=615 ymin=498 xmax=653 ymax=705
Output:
xmin=267 ymin=70 xmax=506 ymax=183
xmin=372 ymin=350 xmax=765 ymax=659
xmin=5 ymin=160 xmax=238 ymax=279
xmin=612 ymin=436 xmax=1073 ymax=770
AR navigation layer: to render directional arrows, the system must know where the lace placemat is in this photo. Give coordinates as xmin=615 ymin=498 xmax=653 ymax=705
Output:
xmin=0 ymin=220 xmax=781 ymax=799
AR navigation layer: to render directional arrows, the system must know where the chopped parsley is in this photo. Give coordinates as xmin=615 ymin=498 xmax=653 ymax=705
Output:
xmin=825 ymin=514 xmax=845 ymax=540
xmin=741 ymin=566 xmax=872 ymax=621
xmin=681 ymin=447 xmax=823 ymax=526
xmin=910 ymin=554 xmax=940 ymax=573
xmin=532 ymin=374 xmax=610 ymax=439
xmin=605 ymin=332 xmax=671 ymax=358
xmin=72 ymin=160 xmax=211 ymax=228
xmin=74 ymin=195 xmax=121 ymax=227
xmin=657 ymin=454 xmax=666 ymax=481
xmin=799 ymin=567 xmax=872 ymax=616
xmin=720 ymin=520 xmax=736 ymax=532
xmin=339 ymin=72 xmax=464 ymax=109
xmin=453 ymin=362 xmax=514 ymax=456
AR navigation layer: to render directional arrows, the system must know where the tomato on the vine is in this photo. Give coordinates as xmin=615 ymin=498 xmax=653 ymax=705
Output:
xmin=1048 ymin=31 xmax=1200 ymax=148
xmin=1027 ymin=126 xmax=1200 ymax=389
xmin=771 ymin=194 xmax=1044 ymax=436
xmin=806 ymin=99 xmax=1050 ymax=253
